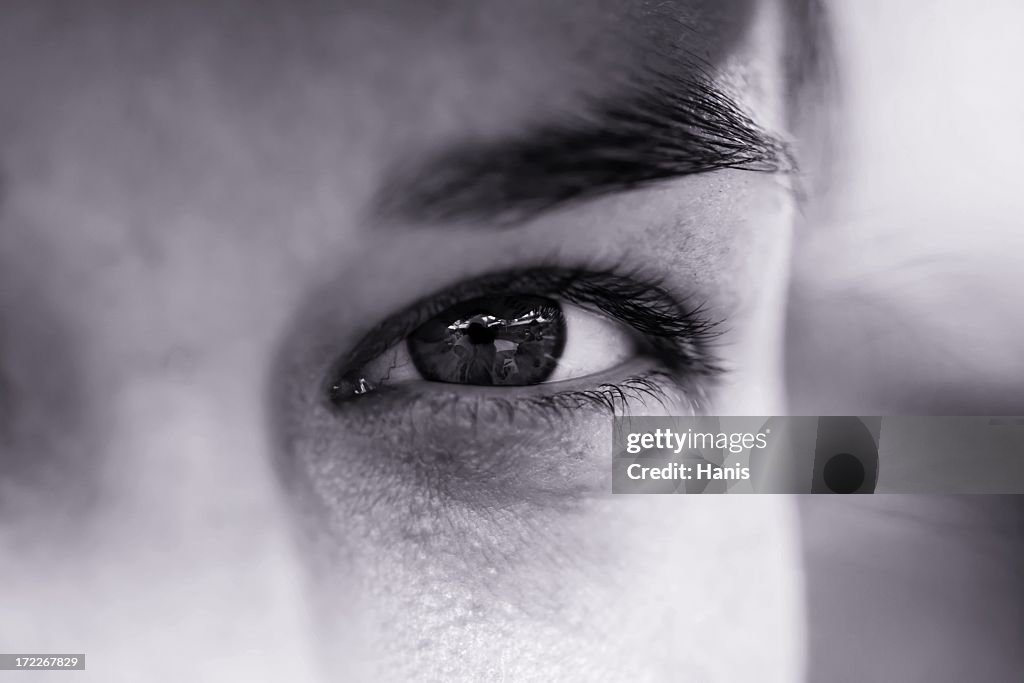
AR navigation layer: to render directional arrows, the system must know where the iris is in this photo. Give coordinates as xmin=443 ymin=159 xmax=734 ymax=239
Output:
xmin=407 ymin=295 xmax=566 ymax=385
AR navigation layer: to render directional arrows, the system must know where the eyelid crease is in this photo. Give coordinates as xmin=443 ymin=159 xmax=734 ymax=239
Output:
xmin=323 ymin=262 xmax=727 ymax=407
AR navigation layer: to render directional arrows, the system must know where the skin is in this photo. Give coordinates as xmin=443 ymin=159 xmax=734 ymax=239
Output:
xmin=0 ymin=1 xmax=807 ymax=681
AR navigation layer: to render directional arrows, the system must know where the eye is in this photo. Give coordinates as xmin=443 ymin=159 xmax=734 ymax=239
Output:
xmin=338 ymin=294 xmax=636 ymax=396
xmin=406 ymin=295 xmax=633 ymax=386
xmin=324 ymin=266 xmax=725 ymax=413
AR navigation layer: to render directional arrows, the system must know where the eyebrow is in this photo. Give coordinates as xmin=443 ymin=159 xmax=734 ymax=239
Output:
xmin=372 ymin=69 xmax=796 ymax=228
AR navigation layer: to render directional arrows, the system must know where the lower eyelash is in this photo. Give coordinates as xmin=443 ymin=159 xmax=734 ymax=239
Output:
xmin=519 ymin=372 xmax=699 ymax=418
xmin=326 ymin=368 xmax=713 ymax=441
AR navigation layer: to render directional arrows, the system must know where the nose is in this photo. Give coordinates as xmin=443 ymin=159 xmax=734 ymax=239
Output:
xmin=1 ymin=347 xmax=322 ymax=683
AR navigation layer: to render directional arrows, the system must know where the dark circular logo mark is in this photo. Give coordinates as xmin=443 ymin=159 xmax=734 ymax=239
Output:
xmin=822 ymin=452 xmax=866 ymax=493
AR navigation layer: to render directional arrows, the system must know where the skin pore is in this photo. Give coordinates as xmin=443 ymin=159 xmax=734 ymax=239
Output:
xmin=0 ymin=1 xmax=807 ymax=681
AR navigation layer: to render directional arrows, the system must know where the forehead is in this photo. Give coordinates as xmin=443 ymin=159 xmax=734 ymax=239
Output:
xmin=0 ymin=0 xmax=780 ymax=267
xmin=0 ymin=0 xmax=765 ymax=148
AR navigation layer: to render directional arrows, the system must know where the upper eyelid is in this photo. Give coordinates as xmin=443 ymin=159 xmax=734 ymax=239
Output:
xmin=333 ymin=267 xmax=664 ymax=370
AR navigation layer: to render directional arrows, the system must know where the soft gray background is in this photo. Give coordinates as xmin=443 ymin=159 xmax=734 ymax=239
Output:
xmin=877 ymin=418 xmax=1024 ymax=493
xmin=794 ymin=2 xmax=1024 ymax=680
xmin=801 ymin=497 xmax=1024 ymax=682
xmin=787 ymin=0 xmax=1024 ymax=416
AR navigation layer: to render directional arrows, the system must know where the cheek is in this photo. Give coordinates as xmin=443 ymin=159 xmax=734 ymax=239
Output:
xmin=292 ymin=470 xmax=805 ymax=681
xmin=273 ymin=363 xmax=803 ymax=679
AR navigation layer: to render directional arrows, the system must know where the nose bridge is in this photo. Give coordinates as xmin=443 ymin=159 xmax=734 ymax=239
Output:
xmin=79 ymin=349 xmax=321 ymax=681
xmin=102 ymin=358 xmax=279 ymax=540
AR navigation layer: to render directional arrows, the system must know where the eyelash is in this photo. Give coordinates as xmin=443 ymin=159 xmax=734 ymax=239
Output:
xmin=323 ymin=261 xmax=727 ymax=419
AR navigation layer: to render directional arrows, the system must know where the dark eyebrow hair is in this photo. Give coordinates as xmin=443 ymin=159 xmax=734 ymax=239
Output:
xmin=372 ymin=70 xmax=796 ymax=228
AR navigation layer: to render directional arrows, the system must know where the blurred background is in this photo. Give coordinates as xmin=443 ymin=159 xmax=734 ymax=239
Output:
xmin=787 ymin=0 xmax=1024 ymax=416
xmin=792 ymin=2 xmax=1024 ymax=681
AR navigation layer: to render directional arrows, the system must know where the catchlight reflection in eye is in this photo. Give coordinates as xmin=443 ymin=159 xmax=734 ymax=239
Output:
xmin=408 ymin=295 xmax=565 ymax=386
xmin=347 ymin=295 xmax=635 ymax=396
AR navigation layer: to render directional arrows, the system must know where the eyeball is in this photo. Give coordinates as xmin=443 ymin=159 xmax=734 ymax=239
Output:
xmin=337 ymin=294 xmax=638 ymax=398
xmin=406 ymin=295 xmax=635 ymax=386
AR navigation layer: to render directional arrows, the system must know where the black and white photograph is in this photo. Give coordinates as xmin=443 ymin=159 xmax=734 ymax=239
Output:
xmin=0 ymin=1 xmax=1021 ymax=681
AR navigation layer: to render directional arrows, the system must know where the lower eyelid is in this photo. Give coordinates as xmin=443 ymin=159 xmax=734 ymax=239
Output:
xmin=314 ymin=368 xmax=707 ymax=504
xmin=329 ymin=360 xmax=704 ymax=429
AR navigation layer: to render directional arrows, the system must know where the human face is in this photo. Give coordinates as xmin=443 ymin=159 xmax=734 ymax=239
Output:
xmin=0 ymin=1 xmax=805 ymax=681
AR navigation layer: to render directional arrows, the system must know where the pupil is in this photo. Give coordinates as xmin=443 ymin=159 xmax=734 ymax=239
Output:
xmin=407 ymin=295 xmax=566 ymax=386
xmin=465 ymin=320 xmax=496 ymax=345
